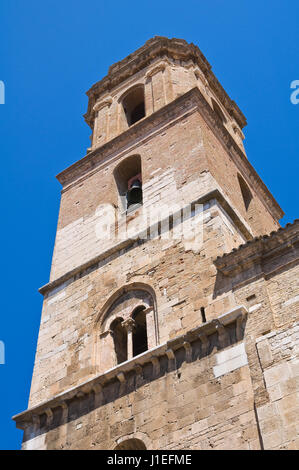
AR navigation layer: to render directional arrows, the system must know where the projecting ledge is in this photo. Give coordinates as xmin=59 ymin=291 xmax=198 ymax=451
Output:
xmin=12 ymin=305 xmax=247 ymax=430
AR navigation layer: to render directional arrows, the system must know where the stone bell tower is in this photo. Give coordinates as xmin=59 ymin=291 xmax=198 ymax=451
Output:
xmin=14 ymin=37 xmax=299 ymax=450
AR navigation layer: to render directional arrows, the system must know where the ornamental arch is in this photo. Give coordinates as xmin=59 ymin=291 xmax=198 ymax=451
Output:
xmin=95 ymin=283 xmax=159 ymax=373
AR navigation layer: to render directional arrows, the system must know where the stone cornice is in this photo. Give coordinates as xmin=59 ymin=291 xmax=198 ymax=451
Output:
xmin=57 ymin=87 xmax=284 ymax=221
xmin=57 ymin=90 xmax=199 ymax=189
xmin=12 ymin=305 xmax=248 ymax=430
xmin=38 ymin=189 xmax=253 ymax=296
xmin=214 ymin=219 xmax=299 ymax=276
xmin=84 ymin=36 xmax=246 ymax=130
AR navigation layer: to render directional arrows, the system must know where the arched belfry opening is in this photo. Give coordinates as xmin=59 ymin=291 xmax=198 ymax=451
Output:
xmin=110 ymin=317 xmax=127 ymax=365
xmin=98 ymin=285 xmax=158 ymax=371
xmin=114 ymin=155 xmax=143 ymax=212
xmin=237 ymin=174 xmax=253 ymax=211
xmin=211 ymin=98 xmax=227 ymax=124
xmin=122 ymin=86 xmax=145 ymax=127
xmin=132 ymin=306 xmax=148 ymax=357
xmin=114 ymin=438 xmax=147 ymax=450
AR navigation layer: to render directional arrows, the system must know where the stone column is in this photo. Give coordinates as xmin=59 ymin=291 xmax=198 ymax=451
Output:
xmin=122 ymin=318 xmax=136 ymax=360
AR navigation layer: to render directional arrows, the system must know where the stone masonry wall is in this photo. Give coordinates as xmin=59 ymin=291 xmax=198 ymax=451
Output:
xmin=256 ymin=323 xmax=299 ymax=449
xmin=50 ymin=105 xmax=278 ymax=282
xmin=214 ymin=235 xmax=299 ymax=449
xmin=23 ymin=338 xmax=261 ymax=450
xmin=29 ymin=202 xmax=246 ymax=408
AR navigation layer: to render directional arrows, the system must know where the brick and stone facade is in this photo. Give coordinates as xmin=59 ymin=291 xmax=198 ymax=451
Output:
xmin=13 ymin=37 xmax=299 ymax=450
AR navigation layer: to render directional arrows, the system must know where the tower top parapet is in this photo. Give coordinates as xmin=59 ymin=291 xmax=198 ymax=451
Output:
xmin=84 ymin=36 xmax=246 ymax=132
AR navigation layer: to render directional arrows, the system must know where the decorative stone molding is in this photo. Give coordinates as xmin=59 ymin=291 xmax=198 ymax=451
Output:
xmin=166 ymin=348 xmax=175 ymax=360
xmin=117 ymin=372 xmax=125 ymax=383
xmin=58 ymin=87 xmax=283 ymax=224
xmin=99 ymin=329 xmax=112 ymax=340
xmin=122 ymin=318 xmax=136 ymax=333
xmin=93 ymin=97 xmax=113 ymax=113
xmin=39 ymin=188 xmax=254 ymax=297
xmin=214 ymin=219 xmax=299 ymax=277
xmin=84 ymin=37 xmax=246 ymax=131
xmin=12 ymin=305 xmax=247 ymax=431
xmin=145 ymin=63 xmax=166 ymax=80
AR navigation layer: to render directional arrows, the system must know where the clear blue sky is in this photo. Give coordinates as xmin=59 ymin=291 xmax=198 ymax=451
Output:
xmin=0 ymin=0 xmax=298 ymax=450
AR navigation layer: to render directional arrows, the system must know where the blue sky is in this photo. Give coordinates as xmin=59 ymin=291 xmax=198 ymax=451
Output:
xmin=0 ymin=0 xmax=298 ymax=449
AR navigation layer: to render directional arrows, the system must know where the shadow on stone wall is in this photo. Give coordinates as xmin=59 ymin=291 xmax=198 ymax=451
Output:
xmin=23 ymin=319 xmax=245 ymax=444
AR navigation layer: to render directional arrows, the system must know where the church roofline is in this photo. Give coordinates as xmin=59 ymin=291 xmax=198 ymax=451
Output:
xmin=84 ymin=36 xmax=247 ymax=130
xmin=214 ymin=219 xmax=299 ymax=276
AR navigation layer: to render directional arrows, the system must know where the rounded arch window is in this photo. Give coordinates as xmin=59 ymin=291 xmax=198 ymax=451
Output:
xmin=98 ymin=285 xmax=159 ymax=370
xmin=113 ymin=155 xmax=143 ymax=212
xmin=122 ymin=86 xmax=145 ymax=127
xmin=237 ymin=174 xmax=253 ymax=211
xmin=211 ymin=98 xmax=227 ymax=124
xmin=114 ymin=438 xmax=147 ymax=450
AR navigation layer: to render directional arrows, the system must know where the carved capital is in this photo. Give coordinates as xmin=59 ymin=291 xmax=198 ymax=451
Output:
xmin=100 ymin=329 xmax=113 ymax=339
xmin=122 ymin=318 xmax=136 ymax=333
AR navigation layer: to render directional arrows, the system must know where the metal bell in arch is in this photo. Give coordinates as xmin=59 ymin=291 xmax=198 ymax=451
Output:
xmin=127 ymin=178 xmax=143 ymax=206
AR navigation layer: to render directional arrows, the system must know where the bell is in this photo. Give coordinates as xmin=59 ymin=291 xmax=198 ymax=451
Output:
xmin=127 ymin=179 xmax=142 ymax=206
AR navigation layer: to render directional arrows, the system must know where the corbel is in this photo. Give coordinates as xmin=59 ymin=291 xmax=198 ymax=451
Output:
xmin=214 ymin=320 xmax=229 ymax=348
xmin=183 ymin=341 xmax=192 ymax=363
xmin=199 ymin=333 xmax=209 ymax=355
xmin=151 ymin=355 xmax=160 ymax=376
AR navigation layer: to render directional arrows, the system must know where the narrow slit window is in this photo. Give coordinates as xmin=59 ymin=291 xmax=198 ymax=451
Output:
xmin=200 ymin=307 xmax=207 ymax=323
xmin=238 ymin=174 xmax=253 ymax=211
xmin=211 ymin=98 xmax=227 ymax=124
